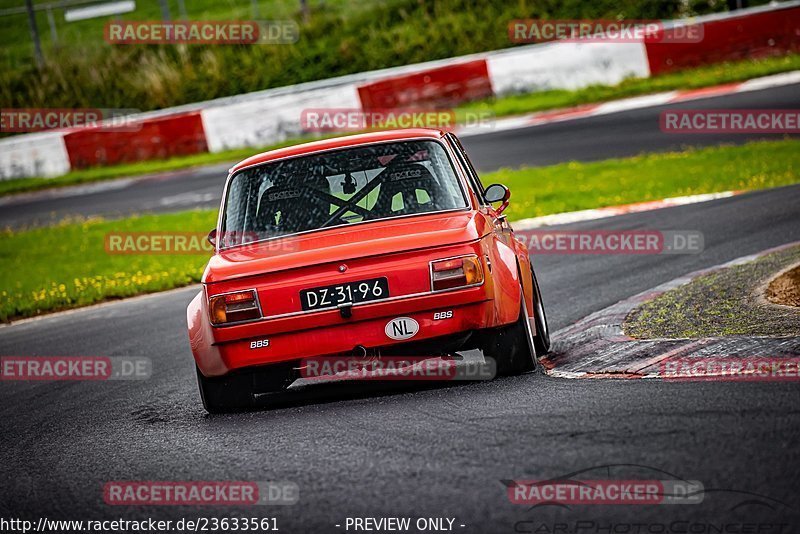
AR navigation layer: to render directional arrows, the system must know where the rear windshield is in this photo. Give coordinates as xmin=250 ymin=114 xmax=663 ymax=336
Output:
xmin=219 ymin=140 xmax=468 ymax=249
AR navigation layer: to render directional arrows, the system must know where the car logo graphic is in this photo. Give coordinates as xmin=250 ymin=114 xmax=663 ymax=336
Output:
xmin=389 ymin=169 xmax=422 ymax=181
xmin=385 ymin=317 xmax=419 ymax=340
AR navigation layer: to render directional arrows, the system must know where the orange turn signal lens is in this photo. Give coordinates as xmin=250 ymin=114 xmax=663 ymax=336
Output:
xmin=209 ymin=290 xmax=260 ymax=325
xmin=462 ymin=256 xmax=483 ymax=285
xmin=430 ymin=255 xmax=484 ymax=291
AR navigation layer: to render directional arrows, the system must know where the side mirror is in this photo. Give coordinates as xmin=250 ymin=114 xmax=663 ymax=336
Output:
xmin=207 ymin=229 xmax=218 ymax=248
xmin=484 ymin=183 xmax=511 ymax=215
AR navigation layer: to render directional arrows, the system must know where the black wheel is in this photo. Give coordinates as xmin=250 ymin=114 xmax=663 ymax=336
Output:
xmin=483 ymin=291 xmax=538 ymax=376
xmin=196 ymin=366 xmax=255 ymax=414
xmin=196 ymin=364 xmax=295 ymax=414
xmin=530 ymin=266 xmax=550 ymax=356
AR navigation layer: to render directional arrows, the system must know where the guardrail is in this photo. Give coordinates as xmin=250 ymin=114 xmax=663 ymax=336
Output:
xmin=1 ymin=0 xmax=798 ymax=181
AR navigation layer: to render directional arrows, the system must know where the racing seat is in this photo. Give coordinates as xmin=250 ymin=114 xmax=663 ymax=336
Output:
xmin=372 ymin=163 xmax=444 ymax=217
xmin=255 ymin=175 xmax=333 ymax=234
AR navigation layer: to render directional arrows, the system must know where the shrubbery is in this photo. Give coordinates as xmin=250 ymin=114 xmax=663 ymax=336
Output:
xmin=0 ymin=0 xmax=764 ymax=111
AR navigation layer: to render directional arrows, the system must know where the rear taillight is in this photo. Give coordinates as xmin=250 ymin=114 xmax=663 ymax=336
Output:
xmin=430 ymin=255 xmax=484 ymax=291
xmin=209 ymin=290 xmax=261 ymax=325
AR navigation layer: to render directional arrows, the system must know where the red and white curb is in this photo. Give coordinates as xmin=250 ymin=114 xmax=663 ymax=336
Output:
xmin=457 ymin=70 xmax=800 ymax=138
xmin=512 ymin=191 xmax=740 ymax=230
xmin=541 ymin=241 xmax=800 ymax=379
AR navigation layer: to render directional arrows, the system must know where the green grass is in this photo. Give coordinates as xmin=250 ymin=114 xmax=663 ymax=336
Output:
xmin=461 ymin=54 xmax=800 ymax=119
xmin=2 ymin=139 xmax=798 ymax=322
xmin=3 ymin=53 xmax=799 ymax=198
xmin=0 ymin=0 xmax=370 ymax=65
xmin=0 ymin=210 xmax=216 ymax=322
xmin=624 ymin=245 xmax=800 ymax=338
xmin=484 ymin=139 xmax=800 ymax=221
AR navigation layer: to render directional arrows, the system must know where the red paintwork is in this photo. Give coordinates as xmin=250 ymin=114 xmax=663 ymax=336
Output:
xmin=188 ymin=128 xmax=536 ymax=377
xmin=356 ymin=60 xmax=494 ymax=110
xmin=645 ymin=5 xmax=800 ymax=75
xmin=64 ymin=112 xmax=207 ymax=169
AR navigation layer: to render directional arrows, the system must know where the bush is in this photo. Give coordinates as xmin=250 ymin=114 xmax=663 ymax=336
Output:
xmin=0 ymin=0 xmax=753 ymax=112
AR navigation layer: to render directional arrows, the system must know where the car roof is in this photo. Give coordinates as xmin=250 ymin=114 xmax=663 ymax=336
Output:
xmin=229 ymin=128 xmax=448 ymax=174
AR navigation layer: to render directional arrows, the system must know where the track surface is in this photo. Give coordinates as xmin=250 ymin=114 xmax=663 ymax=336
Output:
xmin=1 ymin=83 xmax=799 ymax=229
xmin=2 ymin=83 xmax=799 ymax=530
xmin=2 ymin=185 xmax=799 ymax=530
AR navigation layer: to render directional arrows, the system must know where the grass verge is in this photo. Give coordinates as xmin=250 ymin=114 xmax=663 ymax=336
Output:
xmin=2 ymin=55 xmax=798 ymax=198
xmin=0 ymin=211 xmax=216 ymax=322
xmin=484 ymin=139 xmax=800 ymax=221
xmin=624 ymin=245 xmax=800 ymax=338
xmin=2 ymin=139 xmax=799 ymax=322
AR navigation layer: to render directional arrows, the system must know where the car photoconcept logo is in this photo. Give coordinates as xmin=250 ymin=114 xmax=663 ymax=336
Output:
xmin=385 ymin=317 xmax=419 ymax=340
xmin=389 ymin=169 xmax=422 ymax=181
xmin=268 ymin=189 xmax=302 ymax=201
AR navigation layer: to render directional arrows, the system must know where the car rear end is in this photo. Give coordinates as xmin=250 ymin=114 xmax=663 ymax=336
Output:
xmin=193 ymin=212 xmax=507 ymax=377
xmin=187 ymin=131 xmax=526 ymax=411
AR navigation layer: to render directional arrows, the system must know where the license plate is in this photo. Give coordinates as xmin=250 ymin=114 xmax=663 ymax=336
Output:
xmin=301 ymin=277 xmax=389 ymax=311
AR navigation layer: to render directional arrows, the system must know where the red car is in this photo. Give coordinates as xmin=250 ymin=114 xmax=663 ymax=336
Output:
xmin=187 ymin=128 xmax=549 ymax=412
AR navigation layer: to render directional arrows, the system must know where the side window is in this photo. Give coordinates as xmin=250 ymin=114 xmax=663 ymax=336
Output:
xmin=447 ymin=134 xmax=487 ymax=205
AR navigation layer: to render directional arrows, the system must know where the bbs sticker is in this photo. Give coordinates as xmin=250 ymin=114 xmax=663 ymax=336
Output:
xmin=249 ymin=339 xmax=270 ymax=349
xmin=433 ymin=311 xmax=453 ymax=320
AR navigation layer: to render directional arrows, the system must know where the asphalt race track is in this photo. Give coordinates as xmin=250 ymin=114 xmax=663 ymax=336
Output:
xmin=2 ymin=182 xmax=800 ymax=529
xmin=1 ymin=83 xmax=799 ymax=531
xmin=461 ymin=82 xmax=800 ymax=171
xmin=1 ymin=82 xmax=799 ymax=229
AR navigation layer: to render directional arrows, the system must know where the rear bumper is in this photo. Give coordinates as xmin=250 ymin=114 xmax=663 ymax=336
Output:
xmin=190 ymin=286 xmax=499 ymax=377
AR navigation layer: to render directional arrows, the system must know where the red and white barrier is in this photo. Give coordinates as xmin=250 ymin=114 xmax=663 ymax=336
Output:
xmin=64 ymin=111 xmax=208 ymax=169
xmin=358 ymin=60 xmax=494 ymax=110
xmin=1 ymin=1 xmax=798 ymax=181
xmin=646 ymin=2 xmax=800 ymax=74
xmin=0 ymin=132 xmax=71 ymax=180
xmin=487 ymin=41 xmax=649 ymax=95
xmin=200 ymin=84 xmax=361 ymax=153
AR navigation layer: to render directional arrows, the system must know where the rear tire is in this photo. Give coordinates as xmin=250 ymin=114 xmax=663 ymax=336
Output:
xmin=483 ymin=294 xmax=538 ymax=376
xmin=483 ymin=266 xmax=551 ymax=376
xmin=531 ymin=267 xmax=551 ymax=356
xmin=196 ymin=367 xmax=254 ymax=414
xmin=196 ymin=363 xmax=295 ymax=414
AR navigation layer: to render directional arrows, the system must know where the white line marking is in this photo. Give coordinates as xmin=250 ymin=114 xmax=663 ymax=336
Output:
xmin=513 ymin=191 xmax=737 ymax=229
xmin=459 ymin=70 xmax=800 ymax=138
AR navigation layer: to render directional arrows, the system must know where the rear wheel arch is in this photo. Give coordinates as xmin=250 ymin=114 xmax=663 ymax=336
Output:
xmin=187 ymin=291 xmax=227 ymax=377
